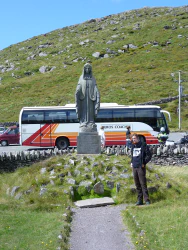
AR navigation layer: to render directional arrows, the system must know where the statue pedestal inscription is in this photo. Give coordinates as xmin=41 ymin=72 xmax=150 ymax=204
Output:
xmin=77 ymin=132 xmax=101 ymax=154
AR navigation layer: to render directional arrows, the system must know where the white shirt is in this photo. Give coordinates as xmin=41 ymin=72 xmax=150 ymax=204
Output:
xmin=99 ymin=129 xmax=105 ymax=144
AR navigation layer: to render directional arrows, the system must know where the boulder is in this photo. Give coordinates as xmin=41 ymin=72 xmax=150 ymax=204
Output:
xmin=92 ymin=52 xmax=100 ymax=58
xmin=94 ymin=181 xmax=104 ymax=194
xmin=10 ymin=186 xmax=20 ymax=197
xmin=39 ymin=52 xmax=47 ymax=57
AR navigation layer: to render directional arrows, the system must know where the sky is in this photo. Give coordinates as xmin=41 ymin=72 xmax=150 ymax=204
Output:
xmin=0 ymin=0 xmax=187 ymax=50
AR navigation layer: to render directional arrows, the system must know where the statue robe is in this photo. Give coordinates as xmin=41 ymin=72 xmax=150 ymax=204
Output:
xmin=75 ymin=75 xmax=100 ymax=125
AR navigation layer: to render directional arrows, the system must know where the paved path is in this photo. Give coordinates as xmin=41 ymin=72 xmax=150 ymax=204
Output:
xmin=168 ymin=132 xmax=186 ymax=142
xmin=69 ymin=205 xmax=135 ymax=250
xmin=0 ymin=145 xmax=53 ymax=154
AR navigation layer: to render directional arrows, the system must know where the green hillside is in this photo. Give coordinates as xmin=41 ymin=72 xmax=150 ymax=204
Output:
xmin=0 ymin=6 xmax=187 ymax=130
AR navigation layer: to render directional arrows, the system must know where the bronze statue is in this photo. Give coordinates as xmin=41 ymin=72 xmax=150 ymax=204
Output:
xmin=75 ymin=63 xmax=100 ymax=132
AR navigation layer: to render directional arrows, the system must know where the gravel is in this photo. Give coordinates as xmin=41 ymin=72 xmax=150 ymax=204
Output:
xmin=69 ymin=204 xmax=135 ymax=250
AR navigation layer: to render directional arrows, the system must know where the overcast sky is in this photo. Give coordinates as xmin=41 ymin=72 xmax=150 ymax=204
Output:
xmin=0 ymin=0 xmax=187 ymax=50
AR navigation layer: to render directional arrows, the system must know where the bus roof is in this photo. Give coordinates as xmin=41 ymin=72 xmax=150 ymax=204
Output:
xmin=20 ymin=103 xmax=161 ymax=110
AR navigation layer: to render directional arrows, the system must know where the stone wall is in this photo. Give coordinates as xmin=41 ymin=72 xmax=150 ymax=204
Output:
xmin=0 ymin=148 xmax=73 ymax=172
xmin=0 ymin=144 xmax=187 ymax=173
xmin=137 ymin=94 xmax=188 ymax=105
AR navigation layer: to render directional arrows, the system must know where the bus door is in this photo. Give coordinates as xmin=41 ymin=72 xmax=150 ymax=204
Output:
xmin=39 ymin=123 xmax=53 ymax=147
xmin=39 ymin=112 xmax=54 ymax=147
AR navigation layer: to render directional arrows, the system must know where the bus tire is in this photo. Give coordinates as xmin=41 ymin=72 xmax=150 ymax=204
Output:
xmin=1 ymin=140 xmax=8 ymax=146
xmin=56 ymin=137 xmax=69 ymax=150
xmin=138 ymin=135 xmax=146 ymax=144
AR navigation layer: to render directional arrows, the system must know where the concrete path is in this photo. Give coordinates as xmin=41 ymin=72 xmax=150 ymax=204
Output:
xmin=69 ymin=205 xmax=135 ymax=250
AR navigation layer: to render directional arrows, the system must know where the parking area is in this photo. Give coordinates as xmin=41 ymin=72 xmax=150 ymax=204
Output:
xmin=168 ymin=132 xmax=187 ymax=143
xmin=0 ymin=145 xmax=54 ymax=154
xmin=0 ymin=132 xmax=186 ymax=154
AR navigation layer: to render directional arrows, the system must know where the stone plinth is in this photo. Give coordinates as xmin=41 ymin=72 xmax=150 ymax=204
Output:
xmin=74 ymin=197 xmax=115 ymax=208
xmin=77 ymin=132 xmax=101 ymax=154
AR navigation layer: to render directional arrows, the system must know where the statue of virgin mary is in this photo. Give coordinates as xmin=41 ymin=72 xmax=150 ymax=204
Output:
xmin=75 ymin=63 xmax=100 ymax=132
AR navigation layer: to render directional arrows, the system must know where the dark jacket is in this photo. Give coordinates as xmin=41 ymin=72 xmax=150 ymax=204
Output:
xmin=131 ymin=141 xmax=151 ymax=168
xmin=126 ymin=129 xmax=131 ymax=139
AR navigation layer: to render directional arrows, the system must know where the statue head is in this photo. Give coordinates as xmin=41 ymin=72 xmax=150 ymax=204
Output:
xmin=83 ymin=63 xmax=92 ymax=79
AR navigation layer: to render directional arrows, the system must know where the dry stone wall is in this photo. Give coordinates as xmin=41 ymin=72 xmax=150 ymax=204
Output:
xmin=137 ymin=94 xmax=188 ymax=105
xmin=0 ymin=145 xmax=187 ymax=173
xmin=0 ymin=148 xmax=72 ymax=173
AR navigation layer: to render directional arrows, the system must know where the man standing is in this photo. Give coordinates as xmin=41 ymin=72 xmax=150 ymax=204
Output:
xmin=131 ymin=134 xmax=151 ymax=205
xmin=126 ymin=126 xmax=131 ymax=148
xmin=157 ymin=127 xmax=168 ymax=144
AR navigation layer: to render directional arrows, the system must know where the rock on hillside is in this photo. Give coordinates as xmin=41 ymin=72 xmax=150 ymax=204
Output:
xmin=0 ymin=6 xmax=187 ymax=123
xmin=0 ymin=6 xmax=187 ymax=74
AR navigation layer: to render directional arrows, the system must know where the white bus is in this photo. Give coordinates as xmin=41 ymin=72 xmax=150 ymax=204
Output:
xmin=19 ymin=103 xmax=171 ymax=149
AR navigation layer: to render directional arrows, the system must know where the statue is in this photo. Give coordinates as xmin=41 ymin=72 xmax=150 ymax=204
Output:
xmin=75 ymin=63 xmax=100 ymax=132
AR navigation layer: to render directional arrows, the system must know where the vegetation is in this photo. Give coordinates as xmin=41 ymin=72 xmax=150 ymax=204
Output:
xmin=0 ymin=208 xmax=64 ymax=250
xmin=0 ymin=5 xmax=187 ymax=249
xmin=0 ymin=155 xmax=75 ymax=250
xmin=0 ymin=153 xmax=188 ymax=249
xmin=123 ymin=166 xmax=188 ymax=250
xmin=0 ymin=6 xmax=187 ymax=129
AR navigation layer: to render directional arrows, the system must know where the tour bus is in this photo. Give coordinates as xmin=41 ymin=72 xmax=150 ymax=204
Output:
xmin=19 ymin=103 xmax=171 ymax=149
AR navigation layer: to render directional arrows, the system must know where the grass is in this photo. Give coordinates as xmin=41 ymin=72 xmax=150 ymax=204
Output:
xmin=122 ymin=166 xmax=188 ymax=250
xmin=123 ymin=199 xmax=188 ymax=250
xmin=0 ymin=6 xmax=187 ymax=130
xmin=0 ymin=154 xmax=188 ymax=249
xmin=0 ymin=207 xmax=64 ymax=250
xmin=0 ymin=155 xmax=74 ymax=250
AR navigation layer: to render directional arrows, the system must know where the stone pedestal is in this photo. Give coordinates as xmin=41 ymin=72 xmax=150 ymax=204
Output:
xmin=77 ymin=132 xmax=101 ymax=154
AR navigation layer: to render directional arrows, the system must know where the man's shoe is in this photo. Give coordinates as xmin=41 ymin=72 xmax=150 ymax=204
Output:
xmin=136 ymin=201 xmax=143 ymax=206
xmin=145 ymin=201 xmax=150 ymax=205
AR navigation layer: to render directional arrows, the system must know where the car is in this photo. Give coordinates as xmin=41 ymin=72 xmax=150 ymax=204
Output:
xmin=0 ymin=125 xmax=20 ymax=146
xmin=177 ymin=135 xmax=188 ymax=145
xmin=174 ymin=134 xmax=188 ymax=145
xmin=0 ymin=126 xmax=6 ymax=134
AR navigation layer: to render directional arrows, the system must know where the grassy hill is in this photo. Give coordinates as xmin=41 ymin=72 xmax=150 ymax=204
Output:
xmin=0 ymin=6 xmax=187 ymax=130
xmin=0 ymin=153 xmax=188 ymax=249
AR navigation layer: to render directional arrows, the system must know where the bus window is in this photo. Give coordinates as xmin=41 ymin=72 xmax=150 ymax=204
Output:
xmin=22 ymin=113 xmax=29 ymax=124
xmin=45 ymin=110 xmax=67 ymax=123
xmin=45 ymin=112 xmax=52 ymax=123
xmin=157 ymin=118 xmax=167 ymax=131
xmin=57 ymin=111 xmax=67 ymax=123
xmin=36 ymin=114 xmax=44 ymax=123
xmin=96 ymin=109 xmax=113 ymax=122
xmin=67 ymin=110 xmax=79 ymax=123
xmin=113 ymin=109 xmax=125 ymax=122
xmin=113 ymin=109 xmax=134 ymax=122
xmin=135 ymin=109 xmax=156 ymax=118
xmin=156 ymin=110 xmax=168 ymax=132
xmin=23 ymin=111 xmax=44 ymax=124
xmin=135 ymin=109 xmax=157 ymax=129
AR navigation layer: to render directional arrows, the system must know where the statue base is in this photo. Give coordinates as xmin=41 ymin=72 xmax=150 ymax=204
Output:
xmin=79 ymin=122 xmax=97 ymax=133
xmin=77 ymin=132 xmax=101 ymax=154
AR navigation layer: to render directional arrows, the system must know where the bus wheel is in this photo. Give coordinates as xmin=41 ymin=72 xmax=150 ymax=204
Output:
xmin=138 ymin=135 xmax=146 ymax=144
xmin=1 ymin=140 xmax=8 ymax=146
xmin=56 ymin=137 xmax=69 ymax=150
